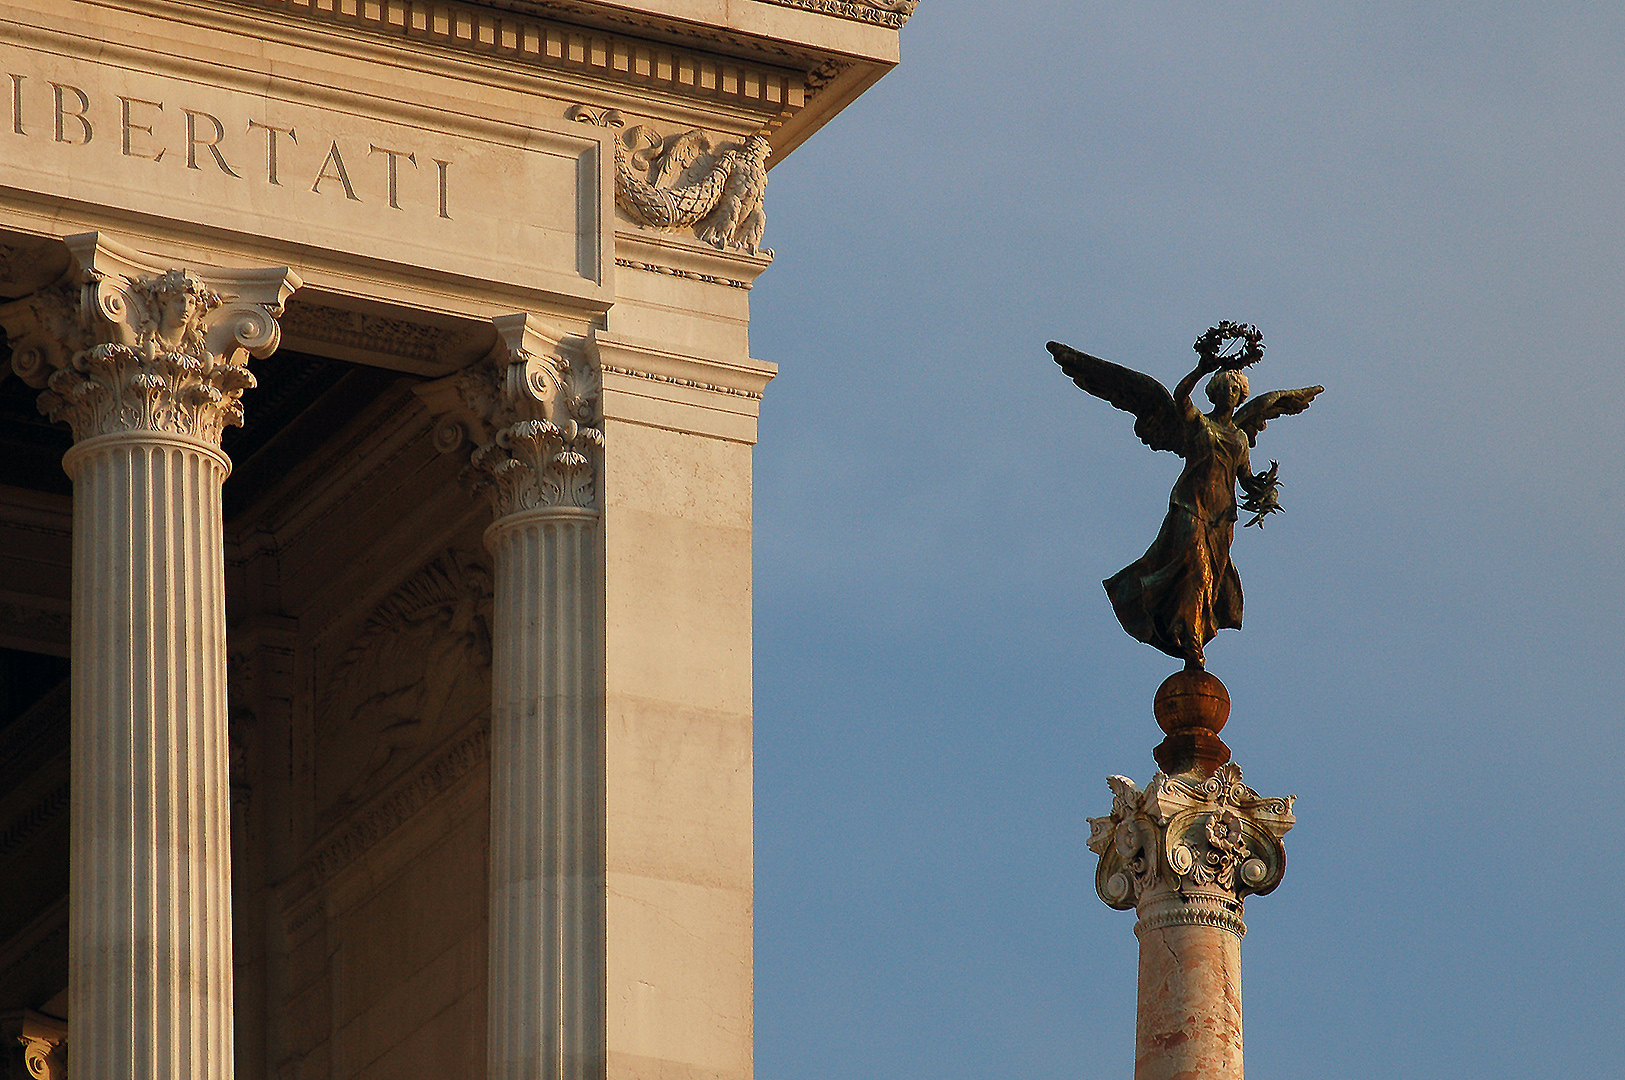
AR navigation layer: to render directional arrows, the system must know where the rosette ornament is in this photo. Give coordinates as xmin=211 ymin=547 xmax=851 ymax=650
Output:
xmin=1087 ymin=762 xmax=1294 ymax=934
xmin=0 ymin=232 xmax=300 ymax=446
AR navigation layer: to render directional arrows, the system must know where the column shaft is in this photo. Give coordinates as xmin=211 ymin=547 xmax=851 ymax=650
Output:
xmin=66 ymin=432 xmax=234 ymax=1080
xmin=1134 ymin=920 xmax=1243 ymax=1080
xmin=486 ymin=507 xmax=605 ymax=1080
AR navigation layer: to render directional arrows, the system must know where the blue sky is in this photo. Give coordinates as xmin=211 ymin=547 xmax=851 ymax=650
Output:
xmin=747 ymin=3 xmax=1625 ymax=1077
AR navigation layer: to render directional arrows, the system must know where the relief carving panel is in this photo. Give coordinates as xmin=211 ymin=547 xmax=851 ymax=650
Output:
xmin=313 ymin=550 xmax=493 ymax=827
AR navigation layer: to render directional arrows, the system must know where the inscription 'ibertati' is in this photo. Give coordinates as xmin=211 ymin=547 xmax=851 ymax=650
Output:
xmin=0 ymin=42 xmax=611 ymax=305
xmin=13 ymin=75 xmax=454 ymax=219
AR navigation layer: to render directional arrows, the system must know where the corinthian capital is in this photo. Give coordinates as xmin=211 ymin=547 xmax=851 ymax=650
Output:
xmin=0 ymin=233 xmax=301 ymax=445
xmin=1087 ymin=763 xmax=1295 ymax=935
xmin=416 ymin=314 xmax=602 ymax=518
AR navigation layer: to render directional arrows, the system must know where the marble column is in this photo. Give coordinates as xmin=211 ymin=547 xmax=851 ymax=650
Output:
xmin=0 ymin=233 xmax=300 ymax=1080
xmin=1088 ymin=676 xmax=1295 ymax=1080
xmin=417 ymin=314 xmax=605 ymax=1080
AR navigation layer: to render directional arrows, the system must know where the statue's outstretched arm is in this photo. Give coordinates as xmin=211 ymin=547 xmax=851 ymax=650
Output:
xmin=1170 ymin=352 xmax=1220 ymax=413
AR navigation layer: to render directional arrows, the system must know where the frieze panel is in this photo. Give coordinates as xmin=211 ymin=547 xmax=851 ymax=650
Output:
xmin=0 ymin=601 xmax=68 ymax=655
xmin=313 ymin=550 xmax=493 ymax=825
xmin=306 ymin=719 xmax=490 ymax=885
xmin=279 ymin=304 xmax=469 ymax=370
xmin=0 ymin=33 xmax=610 ymax=303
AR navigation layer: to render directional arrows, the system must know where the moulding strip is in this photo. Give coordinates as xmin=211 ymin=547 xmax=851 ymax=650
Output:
xmin=226 ymin=0 xmax=805 ymax=117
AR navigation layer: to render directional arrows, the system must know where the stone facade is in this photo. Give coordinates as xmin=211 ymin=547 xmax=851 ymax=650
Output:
xmin=0 ymin=3 xmax=908 ymax=1078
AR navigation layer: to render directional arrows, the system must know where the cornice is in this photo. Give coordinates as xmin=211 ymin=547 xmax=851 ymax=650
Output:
xmin=409 ymin=0 xmax=906 ymax=57
xmin=752 ymin=0 xmax=915 ymax=30
xmin=220 ymin=0 xmax=809 ymax=122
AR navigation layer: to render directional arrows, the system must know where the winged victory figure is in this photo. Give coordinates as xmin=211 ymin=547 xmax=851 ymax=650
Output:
xmin=1048 ymin=323 xmax=1323 ymax=670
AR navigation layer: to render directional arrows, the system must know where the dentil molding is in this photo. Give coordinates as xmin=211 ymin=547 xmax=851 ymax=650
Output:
xmin=0 ymin=233 xmax=301 ymax=447
xmin=1087 ymin=762 xmax=1295 ymax=937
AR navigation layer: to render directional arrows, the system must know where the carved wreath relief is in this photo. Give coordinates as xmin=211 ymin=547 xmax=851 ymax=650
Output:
xmin=570 ymin=105 xmax=771 ymax=255
xmin=1087 ymin=763 xmax=1294 ymax=914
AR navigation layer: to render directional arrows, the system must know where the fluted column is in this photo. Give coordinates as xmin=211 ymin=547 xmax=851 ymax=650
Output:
xmin=0 ymin=232 xmax=300 ymax=1080
xmin=486 ymin=507 xmax=603 ymax=1079
xmin=418 ymin=314 xmax=605 ymax=1080
xmin=1088 ymin=678 xmax=1294 ymax=1080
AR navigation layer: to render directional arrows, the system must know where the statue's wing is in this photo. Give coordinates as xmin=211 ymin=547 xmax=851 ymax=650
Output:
xmin=1232 ymin=385 xmax=1325 ymax=447
xmin=1047 ymin=341 xmax=1186 ymax=453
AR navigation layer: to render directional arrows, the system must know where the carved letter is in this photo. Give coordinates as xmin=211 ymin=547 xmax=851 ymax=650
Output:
xmin=248 ymin=120 xmax=296 ymax=185
xmin=9 ymin=73 xmax=23 ymax=135
xmin=120 ymin=96 xmax=166 ymax=161
xmin=50 ymin=83 xmax=90 ymax=145
xmin=433 ymin=158 xmax=451 ymax=219
xmin=312 ymin=141 xmax=359 ymax=201
xmin=369 ymin=143 xmax=417 ymax=209
xmin=184 ymin=109 xmax=240 ymax=176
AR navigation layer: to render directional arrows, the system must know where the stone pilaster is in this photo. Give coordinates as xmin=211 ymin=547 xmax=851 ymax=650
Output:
xmin=1088 ymin=763 xmax=1295 ymax=1080
xmin=417 ymin=314 xmax=605 ymax=1080
xmin=0 ymin=232 xmax=300 ymax=1080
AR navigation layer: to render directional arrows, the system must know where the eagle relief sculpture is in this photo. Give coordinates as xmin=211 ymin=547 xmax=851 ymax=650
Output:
xmin=616 ymin=124 xmax=771 ymax=254
xmin=1048 ymin=323 xmax=1323 ymax=672
xmin=567 ymin=105 xmax=771 ymax=254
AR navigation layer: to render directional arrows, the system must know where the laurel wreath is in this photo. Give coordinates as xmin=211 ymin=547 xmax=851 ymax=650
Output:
xmin=1194 ymin=321 xmax=1265 ymax=370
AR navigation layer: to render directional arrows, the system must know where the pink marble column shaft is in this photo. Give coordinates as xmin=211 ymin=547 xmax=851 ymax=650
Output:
xmin=1134 ymin=919 xmax=1244 ymax=1080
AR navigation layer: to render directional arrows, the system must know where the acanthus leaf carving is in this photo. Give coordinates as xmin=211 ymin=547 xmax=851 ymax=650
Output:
xmin=415 ymin=314 xmax=603 ymax=518
xmin=0 ymin=233 xmax=300 ymax=446
xmin=1090 ymin=762 xmax=1294 ymax=928
xmin=570 ymin=107 xmax=772 ymax=256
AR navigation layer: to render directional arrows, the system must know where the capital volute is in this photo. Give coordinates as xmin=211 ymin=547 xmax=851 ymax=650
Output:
xmin=1088 ymin=763 xmax=1295 ymax=924
xmin=0 ymin=232 xmax=301 ymax=446
xmin=16 ymin=1009 xmax=67 ymax=1080
xmin=416 ymin=313 xmax=603 ymax=518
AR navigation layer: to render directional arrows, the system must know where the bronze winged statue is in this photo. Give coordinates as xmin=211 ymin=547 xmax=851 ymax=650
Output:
xmin=1048 ymin=323 xmax=1323 ymax=670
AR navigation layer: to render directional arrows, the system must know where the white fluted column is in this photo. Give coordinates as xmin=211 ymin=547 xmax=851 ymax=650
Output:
xmin=66 ymin=431 xmax=235 ymax=1079
xmin=486 ymin=507 xmax=603 ymax=1080
xmin=1 ymin=232 xmax=299 ymax=1080
xmin=417 ymin=313 xmax=605 ymax=1080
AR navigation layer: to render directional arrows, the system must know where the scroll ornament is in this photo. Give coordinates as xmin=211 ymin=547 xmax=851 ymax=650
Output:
xmin=16 ymin=1010 xmax=68 ymax=1080
xmin=0 ymin=235 xmax=299 ymax=446
xmin=569 ymin=106 xmax=771 ymax=255
xmin=1087 ymin=763 xmax=1294 ymax=918
xmin=427 ymin=316 xmax=603 ymax=518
